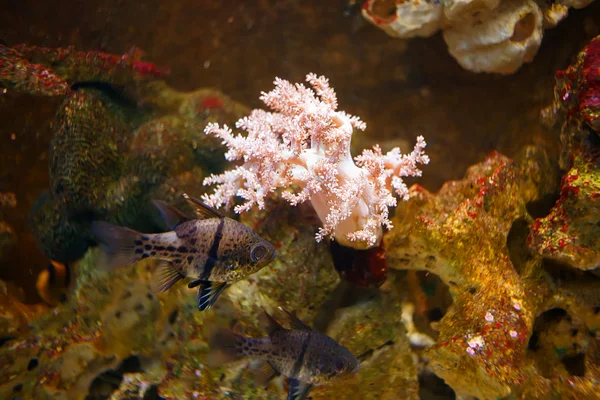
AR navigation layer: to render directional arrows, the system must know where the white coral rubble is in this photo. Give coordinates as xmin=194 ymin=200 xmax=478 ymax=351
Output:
xmin=202 ymin=74 xmax=429 ymax=249
xmin=443 ymin=0 xmax=543 ymax=74
xmin=444 ymin=0 xmax=500 ymax=23
xmin=362 ymin=0 xmax=444 ymax=38
xmin=362 ymin=0 xmax=596 ymax=74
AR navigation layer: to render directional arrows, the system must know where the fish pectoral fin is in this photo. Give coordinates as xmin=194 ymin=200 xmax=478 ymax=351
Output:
xmin=152 ymin=263 xmax=185 ymax=293
xmin=263 ymin=309 xmax=285 ymax=336
xmin=254 ymin=361 xmax=280 ymax=386
xmin=278 ymin=307 xmax=312 ymax=331
xmin=197 ymin=281 xmax=229 ymax=311
xmin=182 ymin=193 xmax=223 ymax=219
xmin=287 ymin=378 xmax=313 ymax=400
xmin=152 ymin=200 xmax=192 ymax=230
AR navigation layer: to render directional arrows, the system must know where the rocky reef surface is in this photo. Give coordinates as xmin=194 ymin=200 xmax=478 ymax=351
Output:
xmin=0 ymin=33 xmax=599 ymax=400
xmin=385 ymin=36 xmax=600 ymax=398
xmin=0 ymin=44 xmax=249 ymax=264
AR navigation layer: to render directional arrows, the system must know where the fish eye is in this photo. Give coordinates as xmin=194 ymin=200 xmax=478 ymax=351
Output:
xmin=334 ymin=359 xmax=346 ymax=373
xmin=250 ymin=244 xmax=267 ymax=262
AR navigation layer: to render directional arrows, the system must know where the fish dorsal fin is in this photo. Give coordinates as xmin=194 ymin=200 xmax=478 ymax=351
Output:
xmin=152 ymin=262 xmax=185 ymax=293
xmin=152 ymin=200 xmax=192 ymax=230
xmin=279 ymin=307 xmax=312 ymax=331
xmin=263 ymin=309 xmax=285 ymax=336
xmin=182 ymin=193 xmax=223 ymax=219
xmin=287 ymin=378 xmax=313 ymax=400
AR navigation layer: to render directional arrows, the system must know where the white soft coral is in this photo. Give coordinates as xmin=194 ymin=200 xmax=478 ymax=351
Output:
xmin=202 ymin=73 xmax=429 ymax=249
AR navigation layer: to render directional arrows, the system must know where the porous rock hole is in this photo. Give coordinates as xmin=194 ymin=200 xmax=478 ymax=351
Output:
xmin=528 ymin=308 xmax=587 ymax=378
xmin=506 ymin=217 xmax=532 ymax=274
xmin=85 ymin=355 xmax=163 ymax=400
xmin=511 ymin=12 xmax=536 ymax=43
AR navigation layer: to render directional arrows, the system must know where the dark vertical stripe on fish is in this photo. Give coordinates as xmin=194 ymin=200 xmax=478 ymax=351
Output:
xmin=201 ymin=217 xmax=225 ymax=279
xmin=291 ymin=332 xmax=312 ymax=377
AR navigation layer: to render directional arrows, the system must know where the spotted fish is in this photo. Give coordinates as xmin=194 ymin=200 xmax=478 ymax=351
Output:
xmin=209 ymin=308 xmax=360 ymax=400
xmin=91 ymin=194 xmax=277 ymax=310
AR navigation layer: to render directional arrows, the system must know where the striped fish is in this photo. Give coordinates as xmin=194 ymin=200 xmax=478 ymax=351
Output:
xmin=209 ymin=308 xmax=360 ymax=400
xmin=91 ymin=194 xmax=277 ymax=311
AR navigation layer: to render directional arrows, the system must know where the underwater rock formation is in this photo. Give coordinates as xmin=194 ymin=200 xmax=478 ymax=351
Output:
xmin=385 ymin=148 xmax=600 ymax=399
xmin=386 ymin=151 xmax=534 ymax=399
xmin=0 ymin=45 xmax=71 ymax=96
xmin=3 ymin=34 xmax=600 ymax=399
xmin=362 ymin=0 xmax=596 ymax=74
xmin=9 ymin=45 xmax=249 ymax=263
xmin=0 ymin=204 xmax=376 ymax=400
xmin=0 ymin=209 xmax=428 ymax=400
xmin=0 ymin=44 xmax=168 ymax=97
xmin=384 ymin=35 xmax=600 ymax=399
xmin=49 ymin=89 xmax=131 ymax=218
xmin=0 ymin=252 xmax=189 ymax=400
xmin=528 ymin=36 xmax=600 ymax=270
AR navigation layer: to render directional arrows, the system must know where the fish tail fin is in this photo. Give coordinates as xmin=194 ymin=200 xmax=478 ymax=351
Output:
xmin=207 ymin=327 xmax=247 ymax=367
xmin=91 ymin=221 xmax=143 ymax=270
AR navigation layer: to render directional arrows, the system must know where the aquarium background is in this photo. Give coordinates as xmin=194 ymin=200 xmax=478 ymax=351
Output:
xmin=1 ymin=1 xmax=600 ymax=399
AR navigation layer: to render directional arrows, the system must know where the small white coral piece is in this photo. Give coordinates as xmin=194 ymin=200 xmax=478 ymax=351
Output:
xmin=443 ymin=0 xmax=543 ymax=74
xmin=203 ymin=74 xmax=429 ymax=249
xmin=362 ymin=0 xmax=443 ymax=38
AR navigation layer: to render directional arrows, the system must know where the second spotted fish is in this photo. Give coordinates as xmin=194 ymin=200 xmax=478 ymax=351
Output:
xmin=91 ymin=194 xmax=277 ymax=310
xmin=209 ymin=308 xmax=360 ymax=400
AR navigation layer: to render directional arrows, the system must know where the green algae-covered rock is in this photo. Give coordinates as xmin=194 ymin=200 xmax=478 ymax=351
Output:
xmin=31 ymin=81 xmax=249 ymax=264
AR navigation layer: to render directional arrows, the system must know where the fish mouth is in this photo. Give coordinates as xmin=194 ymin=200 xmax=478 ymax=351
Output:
xmin=352 ymin=363 xmax=361 ymax=373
